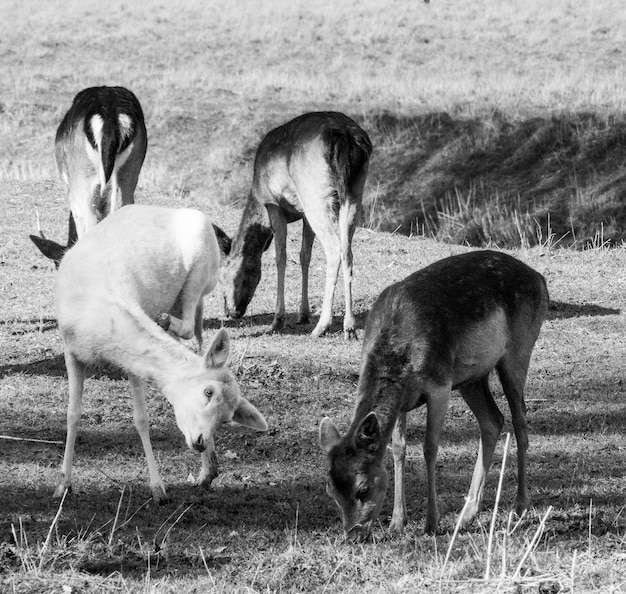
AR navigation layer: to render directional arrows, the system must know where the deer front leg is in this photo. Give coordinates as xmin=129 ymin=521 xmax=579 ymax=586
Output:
xmin=195 ymin=434 xmax=218 ymax=487
xmin=423 ymin=384 xmax=452 ymax=534
xmin=129 ymin=375 xmax=168 ymax=503
xmin=390 ymin=412 xmax=408 ymax=532
xmin=54 ymin=350 xmax=85 ymax=497
xmin=298 ymin=218 xmax=315 ymax=324
xmin=270 ymin=214 xmax=288 ymax=333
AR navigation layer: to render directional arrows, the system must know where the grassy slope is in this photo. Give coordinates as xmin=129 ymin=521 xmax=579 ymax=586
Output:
xmin=1 ymin=0 xmax=626 ymax=591
xmin=3 ymin=1 xmax=626 ymax=246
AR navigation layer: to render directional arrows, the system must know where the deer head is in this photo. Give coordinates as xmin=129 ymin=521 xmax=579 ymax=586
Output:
xmin=320 ymin=413 xmax=389 ymax=542
xmin=164 ymin=329 xmax=267 ymax=452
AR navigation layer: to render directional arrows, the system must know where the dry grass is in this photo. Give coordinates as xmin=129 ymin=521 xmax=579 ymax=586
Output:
xmin=2 ymin=184 xmax=626 ymax=592
xmin=1 ymin=1 xmax=626 ymax=591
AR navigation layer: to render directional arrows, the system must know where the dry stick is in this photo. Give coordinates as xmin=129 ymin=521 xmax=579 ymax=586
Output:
xmin=0 ymin=435 xmax=63 ymax=445
xmin=500 ymin=511 xmax=514 ymax=581
xmin=160 ymin=503 xmax=193 ymax=549
xmin=440 ymin=490 xmax=474 ymax=590
xmin=485 ymin=433 xmax=511 ymax=580
xmin=587 ymin=499 xmax=593 ymax=559
xmin=108 ymin=484 xmax=126 ymax=547
xmin=199 ymin=547 xmax=217 ymax=588
xmin=39 ymin=488 xmax=68 ymax=571
xmin=571 ymin=548 xmax=577 ymax=594
xmin=512 ymin=505 xmax=553 ymax=581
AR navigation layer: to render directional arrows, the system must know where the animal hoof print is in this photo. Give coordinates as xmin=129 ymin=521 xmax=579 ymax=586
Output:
xmin=156 ymin=313 xmax=171 ymax=331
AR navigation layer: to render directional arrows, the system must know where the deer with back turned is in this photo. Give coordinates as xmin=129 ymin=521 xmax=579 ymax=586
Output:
xmin=219 ymin=111 xmax=372 ymax=339
xmin=54 ymin=204 xmax=267 ymax=502
xmin=320 ymin=250 xmax=549 ymax=540
xmin=31 ymin=85 xmax=147 ymax=266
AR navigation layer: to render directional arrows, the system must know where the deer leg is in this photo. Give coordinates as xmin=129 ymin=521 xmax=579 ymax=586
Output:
xmin=54 ymin=349 xmax=85 ymax=497
xmin=194 ymin=302 xmax=204 ymax=350
xmin=497 ymin=355 xmax=531 ymax=516
xmin=69 ymin=181 xmax=99 ymax=239
xmin=338 ymin=201 xmax=359 ymax=340
xmin=423 ymin=384 xmax=452 ymax=534
xmin=298 ymin=218 xmax=315 ymax=324
xmin=270 ymin=212 xmax=288 ymax=333
xmin=129 ymin=374 xmax=168 ymax=503
xmin=390 ymin=411 xmax=408 ymax=532
xmin=195 ymin=434 xmax=218 ymax=487
xmin=311 ymin=227 xmax=340 ymax=338
xmin=457 ymin=376 xmax=504 ymax=527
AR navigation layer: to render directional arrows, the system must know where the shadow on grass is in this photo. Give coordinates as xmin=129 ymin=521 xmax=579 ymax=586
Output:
xmin=0 ymin=317 xmax=58 ymax=335
xmin=0 ymin=355 xmax=125 ymax=380
xmin=548 ymin=300 xmax=620 ymax=320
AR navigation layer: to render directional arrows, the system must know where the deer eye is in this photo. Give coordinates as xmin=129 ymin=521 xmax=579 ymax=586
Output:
xmin=204 ymin=387 xmax=213 ymax=399
xmin=356 ymin=484 xmax=369 ymax=501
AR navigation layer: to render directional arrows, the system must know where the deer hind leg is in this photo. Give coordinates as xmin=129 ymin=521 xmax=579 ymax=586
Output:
xmin=129 ymin=374 xmax=168 ymax=503
xmin=338 ymin=200 xmax=360 ymax=340
xmin=54 ymin=349 xmax=85 ymax=497
xmin=423 ymin=383 xmax=452 ymax=534
xmin=457 ymin=376 xmax=505 ymax=528
xmin=159 ymin=274 xmax=209 ymax=346
xmin=298 ymin=218 xmax=315 ymax=324
xmin=497 ymin=352 xmax=532 ymax=516
xmin=390 ymin=411 xmax=408 ymax=533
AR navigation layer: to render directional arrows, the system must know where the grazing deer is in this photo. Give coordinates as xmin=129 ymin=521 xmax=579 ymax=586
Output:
xmin=30 ymin=85 xmax=147 ymax=265
xmin=54 ymin=204 xmax=267 ymax=502
xmin=319 ymin=250 xmax=548 ymax=540
xmin=219 ymin=111 xmax=372 ymax=339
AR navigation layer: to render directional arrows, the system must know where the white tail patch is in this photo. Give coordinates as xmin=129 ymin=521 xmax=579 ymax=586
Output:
xmin=118 ymin=113 xmax=134 ymax=141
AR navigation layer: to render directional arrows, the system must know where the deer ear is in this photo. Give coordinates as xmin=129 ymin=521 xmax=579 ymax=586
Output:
xmin=355 ymin=412 xmax=381 ymax=452
xmin=211 ymin=224 xmax=231 ymax=256
xmin=319 ymin=417 xmax=341 ymax=453
xmin=204 ymin=328 xmax=230 ymax=368
xmin=232 ymin=396 xmax=268 ymax=431
xmin=29 ymin=235 xmax=67 ymax=268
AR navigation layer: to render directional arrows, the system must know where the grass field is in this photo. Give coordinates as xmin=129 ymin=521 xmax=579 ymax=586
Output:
xmin=1 ymin=0 xmax=626 ymax=592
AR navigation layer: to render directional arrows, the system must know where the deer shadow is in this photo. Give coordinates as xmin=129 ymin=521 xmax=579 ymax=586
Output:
xmin=547 ymin=300 xmax=620 ymax=320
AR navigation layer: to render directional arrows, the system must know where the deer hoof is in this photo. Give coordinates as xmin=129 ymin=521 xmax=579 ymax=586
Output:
xmin=53 ymin=483 xmax=71 ymax=498
xmin=344 ymin=328 xmax=358 ymax=341
xmin=151 ymin=485 xmax=169 ymax=505
xmin=269 ymin=317 xmax=285 ymax=333
xmin=297 ymin=313 xmax=311 ymax=325
xmin=156 ymin=313 xmax=171 ymax=331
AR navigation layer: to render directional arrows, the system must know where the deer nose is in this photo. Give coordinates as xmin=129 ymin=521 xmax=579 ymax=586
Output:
xmin=192 ymin=435 xmax=206 ymax=453
xmin=346 ymin=524 xmax=371 ymax=543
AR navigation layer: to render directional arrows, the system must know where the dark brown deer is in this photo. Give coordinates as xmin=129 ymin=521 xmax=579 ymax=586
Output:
xmin=219 ymin=111 xmax=372 ymax=339
xmin=319 ymin=250 xmax=549 ymax=540
xmin=30 ymin=85 xmax=147 ymax=266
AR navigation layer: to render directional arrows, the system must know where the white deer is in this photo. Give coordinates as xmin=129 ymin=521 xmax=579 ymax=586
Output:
xmin=31 ymin=85 xmax=148 ymax=267
xmin=54 ymin=204 xmax=267 ymax=502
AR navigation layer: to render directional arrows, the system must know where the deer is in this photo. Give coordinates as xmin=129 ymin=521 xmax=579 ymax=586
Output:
xmin=54 ymin=203 xmax=267 ymax=503
xmin=30 ymin=85 xmax=148 ymax=266
xmin=219 ymin=111 xmax=372 ymax=339
xmin=319 ymin=250 xmax=549 ymax=541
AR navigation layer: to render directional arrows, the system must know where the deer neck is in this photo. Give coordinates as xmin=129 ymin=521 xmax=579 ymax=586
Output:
xmin=93 ymin=302 xmax=200 ymax=389
xmin=230 ymin=192 xmax=273 ymax=259
xmin=350 ymin=353 xmax=410 ymax=454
